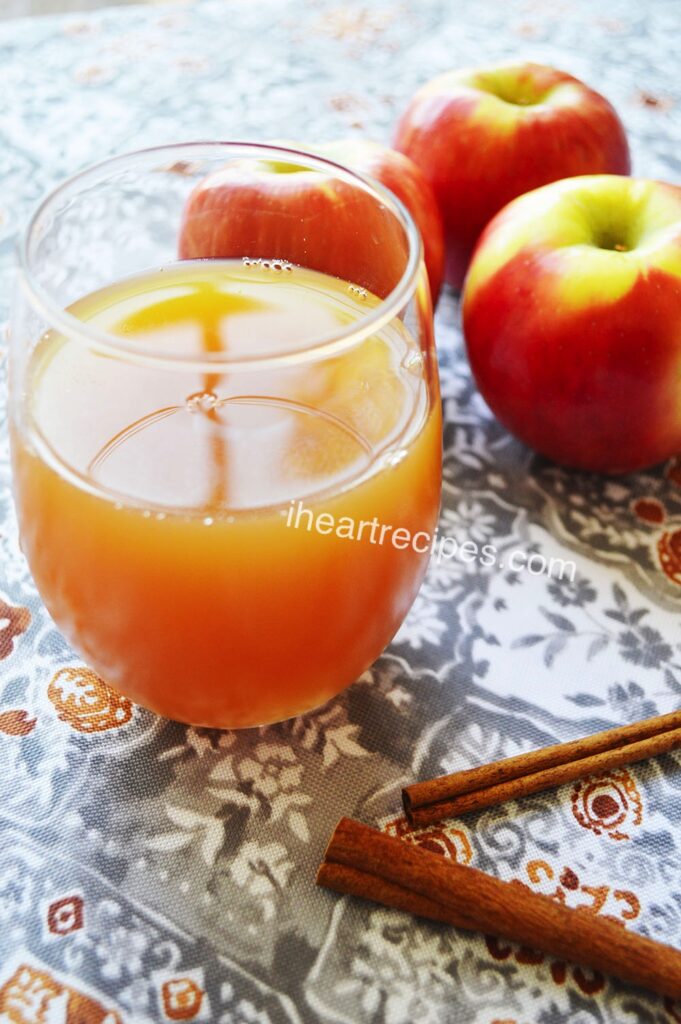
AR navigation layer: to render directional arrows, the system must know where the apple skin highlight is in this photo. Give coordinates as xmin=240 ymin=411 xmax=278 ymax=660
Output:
xmin=394 ymin=62 xmax=631 ymax=288
xmin=462 ymin=176 xmax=681 ymax=475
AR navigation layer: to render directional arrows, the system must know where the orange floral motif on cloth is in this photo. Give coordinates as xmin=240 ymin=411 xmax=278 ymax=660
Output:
xmin=161 ymin=978 xmax=204 ymax=1020
xmin=48 ymin=667 xmax=133 ymax=733
xmin=657 ymin=528 xmax=681 ymax=586
xmin=625 ymin=486 xmax=681 ymax=586
xmin=47 ymin=896 xmax=84 ymax=937
xmin=631 ymin=497 xmax=666 ymax=525
xmin=0 ymin=598 xmax=31 ymax=661
xmin=0 ymin=710 xmax=36 ymax=736
xmin=571 ymin=768 xmax=643 ymax=840
xmin=0 ymin=961 xmax=122 ymax=1024
xmin=383 ymin=815 xmax=473 ymax=864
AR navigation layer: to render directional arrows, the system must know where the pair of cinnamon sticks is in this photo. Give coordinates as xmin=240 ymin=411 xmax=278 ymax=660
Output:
xmin=403 ymin=706 xmax=681 ymax=826
xmin=317 ymin=709 xmax=681 ymax=1001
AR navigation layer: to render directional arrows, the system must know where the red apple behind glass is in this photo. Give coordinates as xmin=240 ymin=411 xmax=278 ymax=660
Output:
xmin=178 ymin=151 xmax=411 ymax=300
xmin=394 ymin=62 xmax=631 ymax=289
xmin=312 ymin=140 xmax=445 ymax=303
xmin=462 ymin=175 xmax=681 ymax=474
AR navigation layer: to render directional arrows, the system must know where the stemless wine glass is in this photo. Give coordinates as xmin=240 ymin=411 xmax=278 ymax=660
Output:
xmin=10 ymin=142 xmax=441 ymax=728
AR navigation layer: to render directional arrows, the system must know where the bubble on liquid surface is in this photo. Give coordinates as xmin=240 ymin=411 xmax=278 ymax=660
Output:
xmin=186 ymin=390 xmax=220 ymax=413
xmin=348 ymin=284 xmax=368 ymax=300
xmin=242 ymin=257 xmax=292 ymax=272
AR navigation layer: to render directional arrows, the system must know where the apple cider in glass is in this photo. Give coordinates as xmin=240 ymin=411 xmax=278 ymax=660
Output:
xmin=10 ymin=144 xmax=441 ymax=728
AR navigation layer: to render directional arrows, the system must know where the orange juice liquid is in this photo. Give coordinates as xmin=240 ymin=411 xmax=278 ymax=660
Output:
xmin=12 ymin=260 xmax=441 ymax=727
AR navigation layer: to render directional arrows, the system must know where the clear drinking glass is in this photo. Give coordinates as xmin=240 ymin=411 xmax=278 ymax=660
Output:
xmin=10 ymin=142 xmax=441 ymax=728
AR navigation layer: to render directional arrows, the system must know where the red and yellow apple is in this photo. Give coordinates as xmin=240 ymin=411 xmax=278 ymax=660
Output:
xmin=179 ymin=152 xmax=410 ymax=299
xmin=394 ymin=62 xmax=631 ymax=289
xmin=311 ymin=139 xmax=445 ymax=303
xmin=462 ymin=175 xmax=681 ymax=474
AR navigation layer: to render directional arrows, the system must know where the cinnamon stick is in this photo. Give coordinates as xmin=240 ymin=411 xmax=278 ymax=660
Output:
xmin=317 ymin=817 xmax=681 ymax=1000
xmin=403 ymin=709 xmax=681 ymax=826
xmin=317 ymin=861 xmax=475 ymax=927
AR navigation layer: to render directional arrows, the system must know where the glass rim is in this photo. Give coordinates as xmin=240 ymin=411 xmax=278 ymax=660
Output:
xmin=17 ymin=140 xmax=424 ymax=373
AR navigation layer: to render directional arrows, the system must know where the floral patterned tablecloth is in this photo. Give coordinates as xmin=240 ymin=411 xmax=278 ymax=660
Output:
xmin=2 ymin=0 xmax=681 ymax=1021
